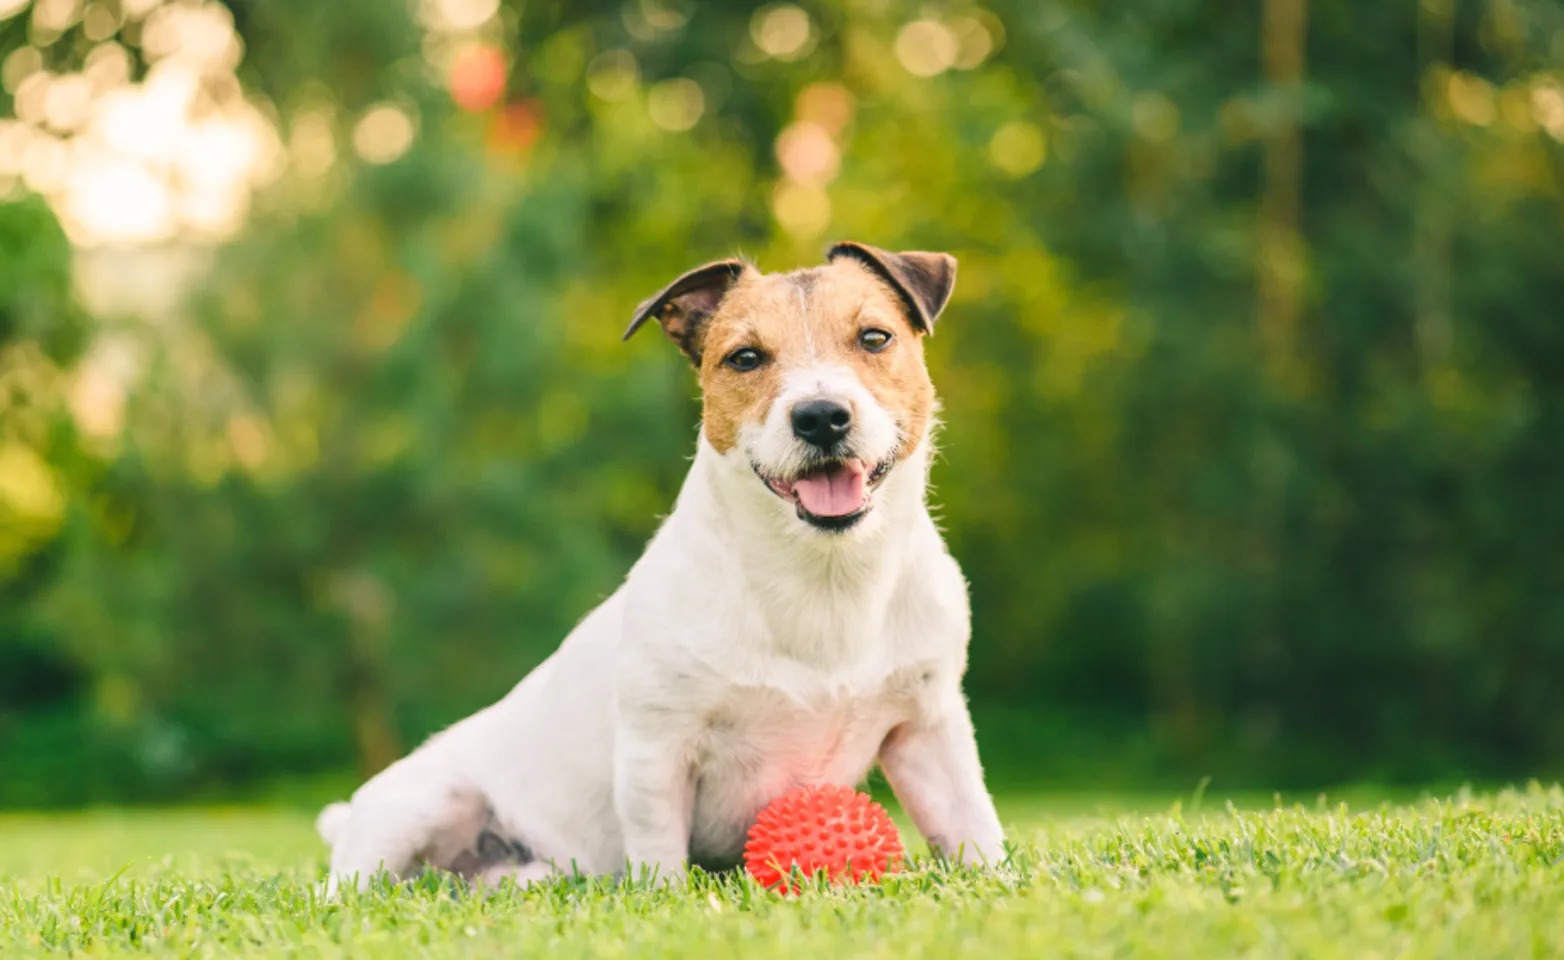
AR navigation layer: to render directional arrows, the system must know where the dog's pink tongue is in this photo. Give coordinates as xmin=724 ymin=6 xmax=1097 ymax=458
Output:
xmin=793 ymin=461 xmax=867 ymax=517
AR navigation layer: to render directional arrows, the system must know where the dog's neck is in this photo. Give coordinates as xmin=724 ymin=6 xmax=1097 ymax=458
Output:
xmin=668 ymin=434 xmax=933 ymax=666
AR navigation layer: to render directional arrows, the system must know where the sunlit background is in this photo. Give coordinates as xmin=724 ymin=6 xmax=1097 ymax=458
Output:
xmin=2 ymin=0 xmax=1563 ymax=807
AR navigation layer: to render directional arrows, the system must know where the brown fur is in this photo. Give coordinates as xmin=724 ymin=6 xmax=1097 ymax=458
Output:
xmin=695 ymin=259 xmax=936 ymax=459
xmin=626 ymin=245 xmax=957 ymax=469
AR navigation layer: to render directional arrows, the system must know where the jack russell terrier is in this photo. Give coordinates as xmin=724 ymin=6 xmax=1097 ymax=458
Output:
xmin=318 ymin=242 xmax=1006 ymax=893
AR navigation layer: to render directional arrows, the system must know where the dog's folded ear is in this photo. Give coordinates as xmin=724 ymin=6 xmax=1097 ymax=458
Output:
xmin=827 ymin=241 xmax=957 ymax=334
xmin=623 ymin=259 xmax=750 ymax=365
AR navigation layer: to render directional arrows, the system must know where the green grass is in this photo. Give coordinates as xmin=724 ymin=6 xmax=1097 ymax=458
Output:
xmin=2 ymin=786 xmax=1562 ymax=958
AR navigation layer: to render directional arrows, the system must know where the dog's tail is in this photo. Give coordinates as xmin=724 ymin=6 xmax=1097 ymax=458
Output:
xmin=316 ymin=801 xmax=352 ymax=846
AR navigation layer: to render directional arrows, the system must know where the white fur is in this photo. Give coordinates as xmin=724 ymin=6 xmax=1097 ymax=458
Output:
xmin=320 ymin=363 xmax=1006 ymax=894
xmin=740 ymin=364 xmax=903 ymax=484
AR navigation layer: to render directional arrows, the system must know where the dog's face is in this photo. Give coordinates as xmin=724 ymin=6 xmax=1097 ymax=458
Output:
xmin=625 ymin=242 xmax=956 ymax=533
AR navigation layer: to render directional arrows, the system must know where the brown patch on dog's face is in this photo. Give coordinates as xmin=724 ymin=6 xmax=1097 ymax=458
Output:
xmin=696 ymin=258 xmax=936 ymax=459
xmin=626 ymin=245 xmax=957 ymax=530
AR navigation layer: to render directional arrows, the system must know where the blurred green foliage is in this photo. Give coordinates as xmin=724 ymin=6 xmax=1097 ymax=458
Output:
xmin=2 ymin=0 xmax=1563 ymax=805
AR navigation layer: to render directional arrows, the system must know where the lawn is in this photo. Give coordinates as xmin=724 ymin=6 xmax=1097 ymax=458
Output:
xmin=2 ymin=786 xmax=1561 ymax=958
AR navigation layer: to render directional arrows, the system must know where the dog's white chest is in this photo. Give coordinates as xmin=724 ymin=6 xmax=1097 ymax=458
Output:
xmin=684 ymin=661 xmax=935 ymax=867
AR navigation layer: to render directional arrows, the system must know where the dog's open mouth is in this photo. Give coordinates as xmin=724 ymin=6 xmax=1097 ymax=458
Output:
xmin=754 ymin=458 xmax=893 ymax=531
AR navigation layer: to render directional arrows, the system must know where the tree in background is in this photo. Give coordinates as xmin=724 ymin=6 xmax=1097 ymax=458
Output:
xmin=983 ymin=0 xmax=1564 ymax=778
xmin=0 ymin=196 xmax=98 ymax=805
xmin=1 ymin=0 xmax=1562 ymax=804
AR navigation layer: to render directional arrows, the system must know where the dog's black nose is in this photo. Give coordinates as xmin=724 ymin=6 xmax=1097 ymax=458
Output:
xmin=791 ymin=399 xmax=852 ymax=449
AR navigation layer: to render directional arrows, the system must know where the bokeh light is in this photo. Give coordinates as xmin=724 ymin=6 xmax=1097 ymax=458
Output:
xmin=1499 ymin=87 xmax=1535 ymax=132
xmin=895 ymin=20 xmax=958 ymax=77
xmin=950 ymin=14 xmax=1000 ymax=70
xmin=772 ymin=179 xmax=830 ymax=238
xmin=624 ymin=0 xmax=689 ymax=40
xmin=43 ymin=72 xmax=93 ymax=131
xmin=449 ymin=43 xmax=508 ymax=112
xmin=795 ymin=82 xmax=854 ymax=135
xmin=647 ymin=78 xmax=705 ymax=132
xmin=141 ymin=2 xmax=242 ymax=70
xmin=80 ymin=1 xmax=116 ymax=41
xmin=20 ymin=130 xmax=67 ymax=193
xmin=1533 ymin=80 xmax=1564 ymax=140
xmin=0 ymin=441 xmax=64 ymax=523
xmin=354 ymin=104 xmax=417 ymax=165
xmin=288 ymin=106 xmax=337 ymax=180
xmin=0 ymin=120 xmax=27 ymax=173
xmin=0 ymin=0 xmax=281 ymax=247
xmin=1448 ymin=72 xmax=1496 ymax=126
xmin=586 ymin=50 xmax=639 ymax=102
xmin=421 ymin=0 xmax=499 ymax=33
xmin=487 ymin=99 xmax=543 ymax=155
xmin=2 ymin=45 xmax=41 ymax=91
xmin=751 ymin=4 xmax=814 ymax=62
xmin=31 ymin=0 xmax=82 ymax=33
xmin=988 ymin=120 xmax=1045 ymax=177
xmin=67 ymin=334 xmax=137 ymax=439
xmin=14 ymin=71 xmax=47 ymax=124
xmin=63 ymin=157 xmax=173 ymax=244
xmin=83 ymin=42 xmax=130 ymax=90
xmin=226 ymin=414 xmax=270 ymax=470
xmin=775 ymin=121 xmax=839 ymax=187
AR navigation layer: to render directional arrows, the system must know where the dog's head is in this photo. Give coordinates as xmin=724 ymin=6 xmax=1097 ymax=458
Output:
xmin=624 ymin=242 xmax=955 ymax=534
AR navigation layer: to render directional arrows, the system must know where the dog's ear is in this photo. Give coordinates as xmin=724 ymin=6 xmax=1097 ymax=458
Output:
xmin=827 ymin=241 xmax=957 ymax=334
xmin=623 ymin=259 xmax=750 ymax=365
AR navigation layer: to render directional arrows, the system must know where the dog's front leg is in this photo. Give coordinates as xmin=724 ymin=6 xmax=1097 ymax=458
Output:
xmin=612 ymin=719 xmax=696 ymax=886
xmin=878 ymin=690 xmax=1006 ymax=867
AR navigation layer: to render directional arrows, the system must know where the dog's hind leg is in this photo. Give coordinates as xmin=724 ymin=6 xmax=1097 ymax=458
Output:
xmin=316 ymin=802 xmax=352 ymax=845
xmin=436 ymin=803 xmax=554 ymax=892
xmin=322 ymin=754 xmax=490 ymax=896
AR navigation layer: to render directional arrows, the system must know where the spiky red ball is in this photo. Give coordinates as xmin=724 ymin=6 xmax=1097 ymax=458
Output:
xmin=743 ymin=784 xmax=904 ymax=893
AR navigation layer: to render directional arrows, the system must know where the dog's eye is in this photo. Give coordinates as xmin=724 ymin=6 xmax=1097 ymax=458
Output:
xmin=859 ymin=329 xmax=893 ymax=353
xmin=724 ymin=347 xmax=765 ymax=372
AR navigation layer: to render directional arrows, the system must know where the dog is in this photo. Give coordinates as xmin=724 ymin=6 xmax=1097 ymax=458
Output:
xmin=317 ymin=242 xmax=1006 ymax=893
